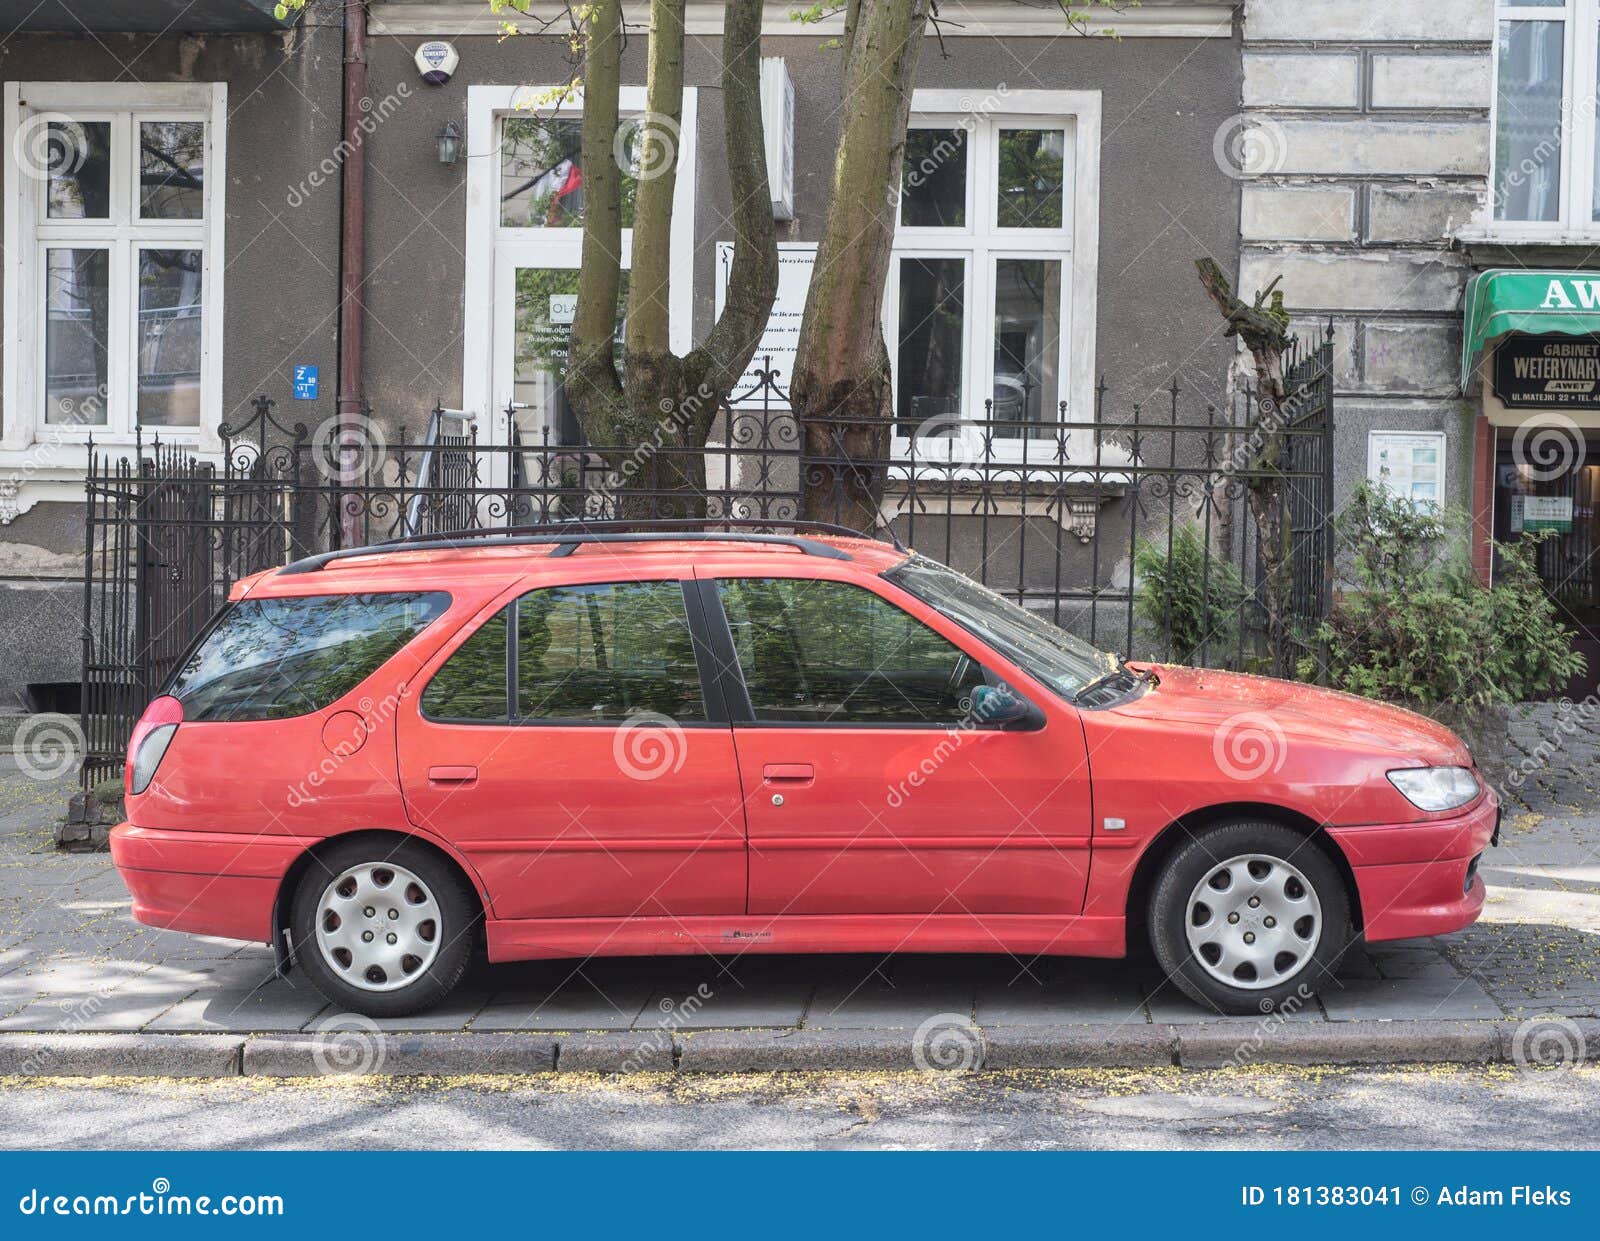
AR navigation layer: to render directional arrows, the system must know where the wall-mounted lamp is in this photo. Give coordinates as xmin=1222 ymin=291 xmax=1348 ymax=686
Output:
xmin=437 ymin=121 xmax=461 ymax=166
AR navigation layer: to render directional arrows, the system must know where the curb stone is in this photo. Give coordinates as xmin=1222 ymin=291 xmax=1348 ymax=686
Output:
xmin=1176 ymin=1020 xmax=1502 ymax=1069
xmin=983 ymin=1024 xmax=1177 ymax=1070
xmin=1494 ymin=1016 xmax=1600 ymax=1066
xmin=0 ymin=1033 xmax=244 ymax=1077
xmin=558 ymin=1033 xmax=676 ymax=1073
xmin=3 ymin=1020 xmax=1592 ymax=1078
xmin=241 ymin=1033 xmax=557 ymax=1076
xmin=677 ymin=1028 xmax=929 ymax=1072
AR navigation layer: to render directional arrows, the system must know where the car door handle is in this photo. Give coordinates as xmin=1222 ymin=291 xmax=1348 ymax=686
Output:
xmin=428 ymin=765 xmax=478 ymax=785
xmin=763 ymin=763 xmax=814 ymax=784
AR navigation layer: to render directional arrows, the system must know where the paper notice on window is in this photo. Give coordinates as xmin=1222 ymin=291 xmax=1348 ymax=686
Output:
xmin=714 ymin=242 xmax=815 ymax=405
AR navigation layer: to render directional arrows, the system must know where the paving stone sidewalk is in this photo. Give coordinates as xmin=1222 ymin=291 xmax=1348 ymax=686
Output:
xmin=0 ymin=712 xmax=1597 ymax=1057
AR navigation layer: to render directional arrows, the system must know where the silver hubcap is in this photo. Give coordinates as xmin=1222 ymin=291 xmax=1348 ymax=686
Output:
xmin=315 ymin=862 xmax=442 ymax=992
xmin=1184 ymin=853 xmax=1322 ymax=991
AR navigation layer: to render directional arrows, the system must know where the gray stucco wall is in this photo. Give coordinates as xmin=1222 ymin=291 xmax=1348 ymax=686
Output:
xmin=360 ymin=29 xmax=1244 ymax=426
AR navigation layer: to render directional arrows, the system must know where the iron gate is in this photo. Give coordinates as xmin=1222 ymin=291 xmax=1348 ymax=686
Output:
xmin=81 ymin=332 xmax=1335 ymax=785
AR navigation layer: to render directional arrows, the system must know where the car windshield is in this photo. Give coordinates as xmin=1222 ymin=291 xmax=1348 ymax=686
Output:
xmin=884 ymin=556 xmax=1117 ymax=699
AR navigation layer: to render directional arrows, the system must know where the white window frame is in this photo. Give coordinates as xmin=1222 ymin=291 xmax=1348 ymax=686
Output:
xmin=887 ymin=90 xmax=1100 ymax=465
xmin=461 ymin=84 xmax=697 ymax=445
xmin=1489 ymin=0 xmax=1600 ymax=237
xmin=2 ymin=82 xmax=226 ymax=460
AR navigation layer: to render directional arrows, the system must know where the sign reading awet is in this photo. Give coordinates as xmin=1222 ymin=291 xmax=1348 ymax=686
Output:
xmin=1493 ymin=334 xmax=1600 ymax=409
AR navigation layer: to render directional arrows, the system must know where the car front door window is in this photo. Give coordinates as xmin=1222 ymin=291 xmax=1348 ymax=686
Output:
xmin=717 ymin=577 xmax=985 ymax=725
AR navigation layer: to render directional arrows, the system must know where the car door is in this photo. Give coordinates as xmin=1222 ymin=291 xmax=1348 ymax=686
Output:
xmin=701 ymin=568 xmax=1092 ymax=917
xmin=396 ymin=572 xmax=746 ymax=920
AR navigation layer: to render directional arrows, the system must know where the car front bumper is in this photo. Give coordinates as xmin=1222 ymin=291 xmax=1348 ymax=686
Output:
xmin=1325 ymin=795 xmax=1500 ymax=943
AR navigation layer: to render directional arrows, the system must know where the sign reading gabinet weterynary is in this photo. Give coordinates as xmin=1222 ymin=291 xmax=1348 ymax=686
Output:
xmin=714 ymin=242 xmax=815 ymax=404
xmin=1494 ymin=334 xmax=1600 ymax=409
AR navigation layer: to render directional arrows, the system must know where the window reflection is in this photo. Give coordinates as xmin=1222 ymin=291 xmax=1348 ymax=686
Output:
xmin=500 ymin=117 xmax=639 ymax=228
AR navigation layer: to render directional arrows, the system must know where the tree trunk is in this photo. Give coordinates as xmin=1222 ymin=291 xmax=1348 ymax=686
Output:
xmin=791 ymin=0 xmax=932 ymax=531
xmin=1196 ymin=258 xmax=1292 ymax=667
xmin=566 ymin=0 xmax=777 ymax=520
xmin=566 ymin=0 xmax=628 ymax=440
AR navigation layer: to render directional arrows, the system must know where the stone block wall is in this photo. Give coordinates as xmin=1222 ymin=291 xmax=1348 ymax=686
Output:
xmin=1238 ymin=0 xmax=1493 ymax=510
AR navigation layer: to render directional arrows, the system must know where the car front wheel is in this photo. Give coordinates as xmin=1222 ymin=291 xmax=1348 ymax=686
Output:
xmin=1148 ymin=820 xmax=1351 ymax=1015
xmin=289 ymin=838 xmax=478 ymax=1018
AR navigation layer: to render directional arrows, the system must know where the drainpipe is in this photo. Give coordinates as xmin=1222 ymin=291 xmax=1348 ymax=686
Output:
xmin=336 ymin=0 xmax=369 ymax=549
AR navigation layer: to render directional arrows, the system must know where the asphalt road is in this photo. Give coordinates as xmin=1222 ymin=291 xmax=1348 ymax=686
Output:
xmin=4 ymin=1065 xmax=1599 ymax=1150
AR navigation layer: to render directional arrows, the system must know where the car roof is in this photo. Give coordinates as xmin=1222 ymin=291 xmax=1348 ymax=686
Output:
xmin=231 ymin=535 xmax=910 ymax=600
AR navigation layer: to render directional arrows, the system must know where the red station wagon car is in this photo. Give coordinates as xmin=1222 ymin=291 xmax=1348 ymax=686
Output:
xmin=110 ymin=522 xmax=1500 ymax=1017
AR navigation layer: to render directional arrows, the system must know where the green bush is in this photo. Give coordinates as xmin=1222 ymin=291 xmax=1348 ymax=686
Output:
xmin=1134 ymin=523 xmax=1247 ymax=664
xmin=1311 ymin=482 xmax=1583 ymax=706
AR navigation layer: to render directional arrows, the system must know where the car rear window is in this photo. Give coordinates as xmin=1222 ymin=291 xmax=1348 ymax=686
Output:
xmin=168 ymin=591 xmax=451 ymax=721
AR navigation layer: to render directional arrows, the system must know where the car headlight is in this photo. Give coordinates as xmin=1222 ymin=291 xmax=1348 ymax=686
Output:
xmin=1387 ymin=766 xmax=1480 ymax=813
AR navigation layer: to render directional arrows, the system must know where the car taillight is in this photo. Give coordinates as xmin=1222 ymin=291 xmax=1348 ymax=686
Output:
xmin=126 ymin=695 xmax=183 ymax=796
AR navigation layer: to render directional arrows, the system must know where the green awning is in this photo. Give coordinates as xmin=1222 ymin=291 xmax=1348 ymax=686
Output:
xmin=1462 ymin=268 xmax=1600 ymax=387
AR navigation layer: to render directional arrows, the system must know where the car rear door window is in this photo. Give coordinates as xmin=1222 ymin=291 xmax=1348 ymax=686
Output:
xmin=421 ymin=581 xmax=704 ymax=723
xmin=169 ymin=591 xmax=450 ymax=721
xmin=419 ymin=607 xmax=510 ymax=720
xmin=716 ymin=578 xmax=984 ymax=724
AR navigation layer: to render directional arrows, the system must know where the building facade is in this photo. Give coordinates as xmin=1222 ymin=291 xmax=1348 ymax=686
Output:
xmin=0 ymin=0 xmax=1244 ymax=714
xmin=1236 ymin=0 xmax=1599 ymax=696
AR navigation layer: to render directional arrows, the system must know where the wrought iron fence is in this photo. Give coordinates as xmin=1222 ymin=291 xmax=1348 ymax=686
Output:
xmin=80 ymin=329 xmax=1334 ymax=785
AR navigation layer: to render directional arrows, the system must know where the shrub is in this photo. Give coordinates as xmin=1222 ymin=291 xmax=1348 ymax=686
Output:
xmin=1134 ymin=523 xmax=1246 ymax=664
xmin=1312 ymin=482 xmax=1583 ymax=706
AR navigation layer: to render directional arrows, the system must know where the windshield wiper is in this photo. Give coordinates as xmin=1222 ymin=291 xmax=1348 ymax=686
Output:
xmin=1074 ymin=656 xmax=1156 ymax=705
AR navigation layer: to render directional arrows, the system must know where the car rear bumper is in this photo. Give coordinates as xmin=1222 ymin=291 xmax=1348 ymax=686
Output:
xmin=1325 ymin=795 xmax=1499 ymax=943
xmin=110 ymin=824 xmax=312 ymax=944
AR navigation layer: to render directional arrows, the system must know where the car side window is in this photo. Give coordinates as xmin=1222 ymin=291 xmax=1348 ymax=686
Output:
xmin=421 ymin=581 xmax=704 ymax=723
xmin=420 ymin=607 xmax=509 ymax=720
xmin=717 ymin=577 xmax=985 ymax=725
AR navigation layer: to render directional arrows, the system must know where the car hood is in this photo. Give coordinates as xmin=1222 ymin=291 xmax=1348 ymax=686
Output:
xmin=1117 ymin=665 xmax=1472 ymax=767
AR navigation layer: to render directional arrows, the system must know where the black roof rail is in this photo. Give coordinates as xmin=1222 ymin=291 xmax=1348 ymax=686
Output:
xmin=276 ymin=518 xmax=900 ymax=576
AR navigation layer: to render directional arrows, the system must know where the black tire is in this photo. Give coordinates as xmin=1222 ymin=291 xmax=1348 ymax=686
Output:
xmin=289 ymin=836 xmax=479 ymax=1018
xmin=1148 ymin=819 xmax=1351 ymax=1015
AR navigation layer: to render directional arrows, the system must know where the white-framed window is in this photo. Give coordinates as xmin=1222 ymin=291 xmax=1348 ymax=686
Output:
xmin=461 ymin=85 xmax=697 ymax=445
xmin=3 ymin=83 xmax=225 ymax=451
xmin=1492 ymin=0 xmax=1600 ymax=233
xmin=888 ymin=91 xmax=1100 ymax=463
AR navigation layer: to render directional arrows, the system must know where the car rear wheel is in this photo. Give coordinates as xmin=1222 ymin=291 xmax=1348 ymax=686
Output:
xmin=1148 ymin=820 xmax=1351 ymax=1015
xmin=289 ymin=838 xmax=478 ymax=1017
